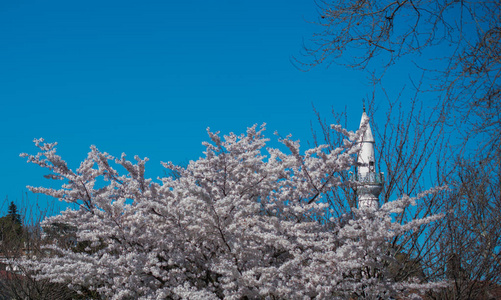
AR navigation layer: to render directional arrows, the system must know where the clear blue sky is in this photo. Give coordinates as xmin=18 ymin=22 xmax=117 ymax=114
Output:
xmin=0 ymin=0 xmax=396 ymax=216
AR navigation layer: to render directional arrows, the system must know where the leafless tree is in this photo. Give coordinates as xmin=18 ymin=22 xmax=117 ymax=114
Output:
xmin=311 ymin=92 xmax=453 ymax=282
xmin=303 ymin=1 xmax=500 ymax=296
xmin=312 ymin=96 xmax=501 ymax=297
xmin=298 ymin=0 xmax=500 ymax=156
xmin=424 ymin=156 xmax=501 ymax=299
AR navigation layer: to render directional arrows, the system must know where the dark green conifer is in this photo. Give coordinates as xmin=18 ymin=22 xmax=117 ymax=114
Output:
xmin=7 ymin=201 xmax=22 ymax=225
xmin=0 ymin=201 xmax=23 ymax=245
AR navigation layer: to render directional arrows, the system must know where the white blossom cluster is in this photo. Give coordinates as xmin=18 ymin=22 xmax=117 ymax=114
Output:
xmin=20 ymin=124 xmax=445 ymax=299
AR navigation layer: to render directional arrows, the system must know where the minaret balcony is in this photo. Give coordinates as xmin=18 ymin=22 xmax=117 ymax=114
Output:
xmin=351 ymin=172 xmax=385 ymax=185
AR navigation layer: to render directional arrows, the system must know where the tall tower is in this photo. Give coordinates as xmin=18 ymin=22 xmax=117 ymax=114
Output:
xmin=355 ymin=107 xmax=384 ymax=210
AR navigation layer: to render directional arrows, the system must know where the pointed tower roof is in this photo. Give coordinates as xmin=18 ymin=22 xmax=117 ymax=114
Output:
xmin=359 ymin=110 xmax=375 ymax=143
xmin=357 ymin=108 xmax=376 ymax=177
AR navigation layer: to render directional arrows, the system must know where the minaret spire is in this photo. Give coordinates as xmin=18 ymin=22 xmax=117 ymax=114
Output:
xmin=355 ymin=106 xmax=384 ymax=210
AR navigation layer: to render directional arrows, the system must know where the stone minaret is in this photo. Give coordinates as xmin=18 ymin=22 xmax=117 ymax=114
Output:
xmin=355 ymin=106 xmax=384 ymax=210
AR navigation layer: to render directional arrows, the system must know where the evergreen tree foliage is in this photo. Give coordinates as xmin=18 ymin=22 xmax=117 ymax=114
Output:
xmin=7 ymin=201 xmax=22 ymax=225
xmin=0 ymin=202 xmax=23 ymax=248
